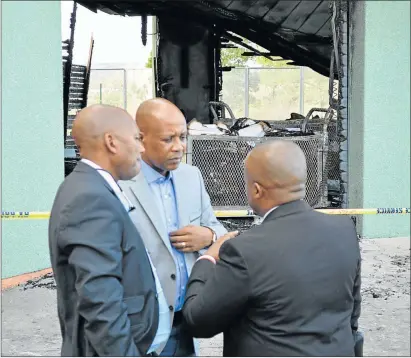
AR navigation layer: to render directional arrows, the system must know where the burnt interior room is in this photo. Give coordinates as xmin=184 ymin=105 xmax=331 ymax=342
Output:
xmin=67 ymin=0 xmax=349 ymax=210
xmin=76 ymin=0 xmax=339 ymax=123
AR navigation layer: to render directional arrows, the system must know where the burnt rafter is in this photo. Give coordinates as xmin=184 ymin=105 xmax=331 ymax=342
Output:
xmin=141 ymin=15 xmax=147 ymax=45
xmin=188 ymin=8 xmax=330 ymax=76
xmin=221 ymin=31 xmax=276 ymax=62
xmin=76 ymin=0 xmax=334 ymax=77
xmin=153 ymin=3 xmax=331 ymax=75
xmin=241 ymin=52 xmax=288 ymax=59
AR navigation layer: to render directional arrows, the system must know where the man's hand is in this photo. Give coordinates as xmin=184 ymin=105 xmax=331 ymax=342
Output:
xmin=204 ymin=231 xmax=239 ymax=260
xmin=170 ymin=225 xmax=214 ymax=252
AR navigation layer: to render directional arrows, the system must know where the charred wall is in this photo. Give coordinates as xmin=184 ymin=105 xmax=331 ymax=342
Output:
xmin=156 ymin=17 xmax=217 ymax=124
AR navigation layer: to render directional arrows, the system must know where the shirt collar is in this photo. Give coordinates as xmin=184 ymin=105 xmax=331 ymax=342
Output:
xmin=262 ymin=205 xmax=279 ymax=222
xmin=81 ymin=159 xmax=135 ymax=212
xmin=81 ymin=158 xmax=102 ymax=170
xmin=81 ymin=158 xmax=118 ymax=192
xmin=141 ymin=160 xmax=173 ymax=184
xmin=261 ymin=199 xmax=304 ymax=222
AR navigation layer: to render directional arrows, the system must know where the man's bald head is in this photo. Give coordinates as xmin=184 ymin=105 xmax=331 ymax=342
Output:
xmin=136 ymin=98 xmax=184 ymax=132
xmin=245 ymin=140 xmax=307 ymax=216
xmin=135 ymin=98 xmax=187 ymax=175
xmin=73 ymin=104 xmax=132 ymax=151
xmin=72 ymin=104 xmax=144 ymax=180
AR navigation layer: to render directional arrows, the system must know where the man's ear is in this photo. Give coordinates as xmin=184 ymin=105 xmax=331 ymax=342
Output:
xmin=254 ymin=182 xmax=263 ymax=199
xmin=104 ymin=132 xmax=117 ymax=154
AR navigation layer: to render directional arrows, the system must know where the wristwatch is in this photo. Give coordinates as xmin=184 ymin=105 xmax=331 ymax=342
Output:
xmin=204 ymin=226 xmax=217 ymax=246
xmin=211 ymin=229 xmax=217 ymax=244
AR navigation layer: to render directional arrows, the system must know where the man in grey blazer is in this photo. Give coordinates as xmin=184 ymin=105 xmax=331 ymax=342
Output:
xmin=120 ymin=98 xmax=231 ymax=356
xmin=49 ymin=105 xmax=168 ymax=356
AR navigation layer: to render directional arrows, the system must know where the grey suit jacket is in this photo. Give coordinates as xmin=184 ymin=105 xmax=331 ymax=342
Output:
xmin=119 ymin=163 xmax=227 ymax=324
xmin=49 ymin=162 xmax=159 ymax=356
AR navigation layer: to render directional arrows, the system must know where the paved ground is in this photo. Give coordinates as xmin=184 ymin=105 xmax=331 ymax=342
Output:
xmin=1 ymin=237 xmax=410 ymax=356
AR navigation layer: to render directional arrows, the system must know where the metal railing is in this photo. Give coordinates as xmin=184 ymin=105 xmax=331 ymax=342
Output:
xmin=85 ymin=66 xmax=330 ymax=121
xmin=221 ymin=66 xmax=330 ymax=122
xmin=91 ymin=68 xmax=128 ymax=109
xmin=87 ymin=68 xmax=153 ymax=116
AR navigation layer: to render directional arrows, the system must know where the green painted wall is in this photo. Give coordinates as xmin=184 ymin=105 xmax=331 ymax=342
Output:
xmin=349 ymin=1 xmax=410 ymax=238
xmin=1 ymin=1 xmax=64 ymax=278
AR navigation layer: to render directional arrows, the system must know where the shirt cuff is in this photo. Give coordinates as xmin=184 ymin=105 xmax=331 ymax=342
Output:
xmin=196 ymin=255 xmax=217 ymax=265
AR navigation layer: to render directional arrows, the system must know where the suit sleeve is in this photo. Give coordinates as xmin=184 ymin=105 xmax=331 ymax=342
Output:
xmin=59 ymin=193 xmax=140 ymax=356
xmin=182 ymin=240 xmax=249 ymax=338
xmin=348 ymin=217 xmax=361 ymax=332
xmin=195 ymin=167 xmax=227 ymax=254
xmin=351 ymin=255 xmax=362 ymax=331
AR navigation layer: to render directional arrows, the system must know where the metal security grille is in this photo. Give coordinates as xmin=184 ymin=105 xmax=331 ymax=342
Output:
xmin=269 ymin=117 xmax=340 ymax=182
xmin=187 ymin=134 xmax=328 ymax=210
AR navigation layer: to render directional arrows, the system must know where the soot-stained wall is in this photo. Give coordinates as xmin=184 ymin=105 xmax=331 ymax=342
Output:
xmin=156 ymin=17 xmax=215 ymax=124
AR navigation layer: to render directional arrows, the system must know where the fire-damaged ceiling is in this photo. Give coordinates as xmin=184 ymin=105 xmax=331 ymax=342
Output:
xmin=76 ymin=0 xmax=334 ymax=77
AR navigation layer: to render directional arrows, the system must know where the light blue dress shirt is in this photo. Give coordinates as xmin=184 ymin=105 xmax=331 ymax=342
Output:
xmin=141 ymin=160 xmax=189 ymax=312
xmin=145 ymin=252 xmax=171 ymax=354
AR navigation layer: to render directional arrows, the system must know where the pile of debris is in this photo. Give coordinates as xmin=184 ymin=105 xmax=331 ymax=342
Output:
xmin=218 ymin=217 xmax=256 ymax=234
xmin=22 ymin=272 xmax=56 ymax=291
xmin=188 ymin=113 xmax=316 ymax=138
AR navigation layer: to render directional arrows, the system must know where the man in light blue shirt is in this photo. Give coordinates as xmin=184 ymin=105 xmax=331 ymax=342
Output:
xmin=120 ymin=98 xmax=230 ymax=356
xmin=141 ymin=161 xmax=189 ymax=314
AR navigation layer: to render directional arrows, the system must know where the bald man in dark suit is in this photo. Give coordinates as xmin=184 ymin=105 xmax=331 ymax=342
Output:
xmin=49 ymin=105 xmax=160 ymax=356
xmin=183 ymin=141 xmax=362 ymax=357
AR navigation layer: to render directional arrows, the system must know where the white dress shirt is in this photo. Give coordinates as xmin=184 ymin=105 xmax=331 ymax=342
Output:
xmin=81 ymin=159 xmax=135 ymax=211
xmin=262 ymin=205 xmax=279 ymax=222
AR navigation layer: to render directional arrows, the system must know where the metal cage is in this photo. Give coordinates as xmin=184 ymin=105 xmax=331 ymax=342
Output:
xmin=269 ymin=116 xmax=340 ymax=183
xmin=187 ymin=133 xmax=329 ymax=210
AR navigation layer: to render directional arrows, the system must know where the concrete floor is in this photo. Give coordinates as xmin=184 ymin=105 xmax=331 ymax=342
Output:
xmin=1 ymin=237 xmax=410 ymax=356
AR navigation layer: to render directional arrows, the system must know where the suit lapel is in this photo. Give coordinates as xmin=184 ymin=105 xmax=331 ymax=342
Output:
xmin=129 ymin=173 xmax=174 ymax=255
xmin=171 ymin=168 xmax=199 ymax=276
xmin=171 ymin=168 xmax=190 ymax=227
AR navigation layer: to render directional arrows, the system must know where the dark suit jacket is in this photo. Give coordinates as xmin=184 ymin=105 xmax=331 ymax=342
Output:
xmin=183 ymin=200 xmax=361 ymax=357
xmin=48 ymin=162 xmax=159 ymax=356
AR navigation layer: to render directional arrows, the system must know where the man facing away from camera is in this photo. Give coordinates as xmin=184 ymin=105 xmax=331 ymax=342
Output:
xmin=49 ymin=104 xmax=166 ymax=356
xmin=182 ymin=140 xmax=362 ymax=356
xmin=120 ymin=98 xmax=235 ymax=356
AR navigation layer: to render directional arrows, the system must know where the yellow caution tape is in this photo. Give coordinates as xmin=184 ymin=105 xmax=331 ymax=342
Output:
xmin=214 ymin=210 xmax=255 ymax=217
xmin=1 ymin=212 xmax=51 ymax=220
xmin=215 ymin=208 xmax=410 ymax=217
xmin=316 ymin=208 xmax=411 ymax=215
xmin=2 ymin=208 xmax=410 ymax=220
